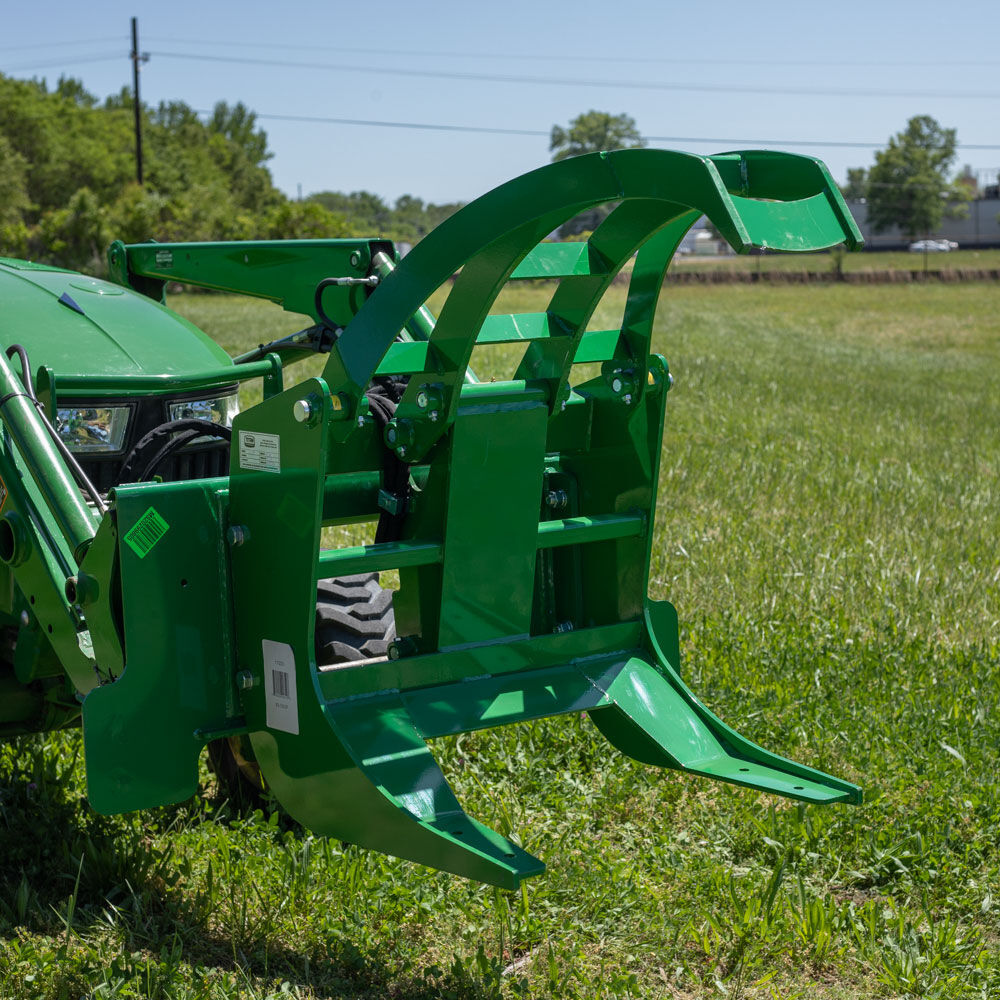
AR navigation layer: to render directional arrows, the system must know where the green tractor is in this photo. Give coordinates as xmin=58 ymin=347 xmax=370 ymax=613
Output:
xmin=0 ymin=149 xmax=862 ymax=888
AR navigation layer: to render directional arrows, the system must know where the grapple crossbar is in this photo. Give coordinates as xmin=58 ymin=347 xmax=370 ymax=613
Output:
xmin=82 ymin=149 xmax=862 ymax=888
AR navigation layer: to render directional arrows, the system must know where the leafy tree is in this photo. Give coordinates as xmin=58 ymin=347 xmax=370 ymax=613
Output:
xmin=34 ymin=187 xmax=109 ymax=271
xmin=257 ymin=200 xmax=348 ymax=240
xmin=841 ymin=167 xmax=868 ymax=201
xmin=865 ymin=115 xmax=969 ymax=236
xmin=549 ymin=111 xmax=645 ymax=237
xmin=55 ymin=76 xmax=97 ymax=107
xmin=0 ymin=135 xmax=30 ymax=225
xmin=0 ymin=135 xmax=30 ymax=257
xmin=549 ymin=110 xmax=645 ymax=161
xmin=309 ymin=190 xmax=393 ymax=234
xmin=307 ymin=190 xmax=462 ymax=243
xmin=208 ymin=101 xmax=270 ymax=167
xmin=0 ymin=70 xmax=454 ymax=271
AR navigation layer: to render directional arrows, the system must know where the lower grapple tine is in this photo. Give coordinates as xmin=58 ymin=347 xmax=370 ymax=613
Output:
xmin=308 ymin=696 xmax=544 ymax=888
xmin=583 ymin=602 xmax=861 ymax=805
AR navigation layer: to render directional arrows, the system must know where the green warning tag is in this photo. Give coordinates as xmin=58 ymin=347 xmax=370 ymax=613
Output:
xmin=123 ymin=506 xmax=170 ymax=559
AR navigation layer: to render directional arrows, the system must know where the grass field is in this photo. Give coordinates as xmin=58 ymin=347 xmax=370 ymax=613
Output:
xmin=1 ymin=281 xmax=998 ymax=999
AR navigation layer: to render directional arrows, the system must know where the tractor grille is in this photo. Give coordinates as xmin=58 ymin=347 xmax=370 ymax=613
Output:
xmin=80 ymin=440 xmax=231 ymax=494
xmin=160 ymin=442 xmax=231 ymax=484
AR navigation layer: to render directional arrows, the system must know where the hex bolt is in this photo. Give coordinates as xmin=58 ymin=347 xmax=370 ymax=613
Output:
xmin=357 ymin=414 xmax=366 ymax=428
xmin=545 ymin=489 xmax=569 ymax=510
xmin=236 ymin=671 xmax=257 ymax=690
xmin=397 ymin=446 xmax=407 ymax=458
xmin=429 ymin=410 xmax=439 ymax=422
xmin=623 ymin=394 xmax=633 ymax=406
xmin=553 ymin=621 xmax=575 ymax=634
xmin=227 ymin=524 xmax=249 ymax=547
xmin=293 ymin=398 xmax=314 ymax=423
xmin=388 ymin=636 xmax=417 ymax=660
xmin=415 ymin=389 xmax=430 ymax=409
xmin=350 ymin=251 xmax=362 ymax=268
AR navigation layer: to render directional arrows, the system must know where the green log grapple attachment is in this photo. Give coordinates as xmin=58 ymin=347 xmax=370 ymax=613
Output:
xmin=3 ymin=149 xmax=862 ymax=888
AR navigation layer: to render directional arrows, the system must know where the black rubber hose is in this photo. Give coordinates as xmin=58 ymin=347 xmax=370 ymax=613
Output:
xmin=118 ymin=419 xmax=231 ymax=484
xmin=365 ymin=379 xmax=411 ymax=544
xmin=313 ymin=278 xmax=345 ymax=340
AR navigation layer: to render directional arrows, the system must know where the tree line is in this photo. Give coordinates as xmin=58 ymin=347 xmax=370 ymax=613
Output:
xmin=1 ymin=76 xmax=980 ymax=277
xmin=0 ymin=73 xmax=462 ymax=274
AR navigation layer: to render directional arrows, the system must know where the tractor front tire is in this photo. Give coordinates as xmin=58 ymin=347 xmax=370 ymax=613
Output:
xmin=208 ymin=572 xmax=395 ymax=809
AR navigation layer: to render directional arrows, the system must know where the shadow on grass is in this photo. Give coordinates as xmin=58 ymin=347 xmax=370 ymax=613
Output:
xmin=0 ymin=736 xmax=496 ymax=998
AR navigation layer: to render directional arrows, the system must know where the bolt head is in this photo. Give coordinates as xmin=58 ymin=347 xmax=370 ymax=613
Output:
xmin=386 ymin=427 xmax=397 ymax=444
xmin=293 ymin=398 xmax=313 ymax=423
xmin=397 ymin=446 xmax=407 ymax=458
xmin=611 ymin=377 xmax=623 ymax=394
xmin=237 ymin=670 xmax=256 ymax=690
xmin=416 ymin=390 xmax=429 ymax=409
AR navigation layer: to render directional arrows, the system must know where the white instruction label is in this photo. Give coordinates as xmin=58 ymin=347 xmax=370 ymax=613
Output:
xmin=263 ymin=639 xmax=299 ymax=734
xmin=239 ymin=430 xmax=281 ymax=473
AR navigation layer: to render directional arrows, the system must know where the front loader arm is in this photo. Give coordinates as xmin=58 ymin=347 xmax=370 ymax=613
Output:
xmin=0 ymin=347 xmax=101 ymax=697
xmin=108 ymin=237 xmax=397 ymax=333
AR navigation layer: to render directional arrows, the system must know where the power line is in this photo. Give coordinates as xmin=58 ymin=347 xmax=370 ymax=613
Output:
xmin=200 ymin=109 xmax=1000 ymax=152
xmin=0 ymin=36 xmax=123 ymax=54
xmin=150 ymin=49 xmax=1000 ymax=101
xmin=5 ymin=102 xmax=1000 ymax=153
xmin=234 ymin=110 xmax=548 ymax=138
xmin=2 ymin=52 xmax=123 ymax=73
xmin=147 ymin=37 xmax=1000 ymax=69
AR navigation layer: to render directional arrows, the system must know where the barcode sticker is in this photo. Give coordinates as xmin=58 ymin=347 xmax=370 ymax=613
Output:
xmin=263 ymin=639 xmax=298 ymax=734
xmin=272 ymin=668 xmax=289 ymax=699
xmin=123 ymin=506 xmax=170 ymax=558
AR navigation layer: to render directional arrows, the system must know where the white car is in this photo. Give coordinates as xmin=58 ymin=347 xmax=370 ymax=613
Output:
xmin=909 ymin=239 xmax=959 ymax=252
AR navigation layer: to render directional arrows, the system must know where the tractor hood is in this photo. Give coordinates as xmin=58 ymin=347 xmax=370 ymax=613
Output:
xmin=0 ymin=258 xmax=231 ymax=385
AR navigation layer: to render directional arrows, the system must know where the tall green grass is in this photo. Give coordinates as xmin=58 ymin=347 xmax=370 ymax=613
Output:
xmin=0 ymin=283 xmax=997 ymax=998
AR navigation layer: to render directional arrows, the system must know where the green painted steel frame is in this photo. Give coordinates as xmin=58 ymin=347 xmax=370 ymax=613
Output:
xmin=212 ymin=149 xmax=863 ymax=887
xmin=65 ymin=149 xmax=864 ymax=888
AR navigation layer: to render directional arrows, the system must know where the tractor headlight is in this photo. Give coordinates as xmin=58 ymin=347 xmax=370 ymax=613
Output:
xmin=168 ymin=394 xmax=239 ymax=427
xmin=56 ymin=406 xmax=130 ymax=453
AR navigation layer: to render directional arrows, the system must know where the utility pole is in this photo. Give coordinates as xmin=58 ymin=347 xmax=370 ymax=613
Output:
xmin=130 ymin=17 xmax=146 ymax=186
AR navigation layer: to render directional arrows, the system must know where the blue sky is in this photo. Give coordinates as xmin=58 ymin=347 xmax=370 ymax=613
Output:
xmin=3 ymin=0 xmax=998 ymax=205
